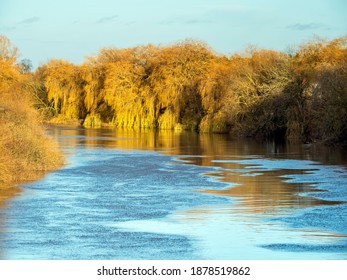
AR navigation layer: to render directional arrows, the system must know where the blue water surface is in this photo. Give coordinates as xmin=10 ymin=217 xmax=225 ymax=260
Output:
xmin=1 ymin=127 xmax=346 ymax=259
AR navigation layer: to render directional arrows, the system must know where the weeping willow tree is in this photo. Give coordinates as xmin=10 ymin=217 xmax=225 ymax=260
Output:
xmin=80 ymin=63 xmax=108 ymax=127
xmin=149 ymin=40 xmax=213 ymax=130
xmin=89 ymin=45 xmax=160 ymax=129
xmin=198 ymin=56 xmax=236 ymax=133
xmin=103 ymin=60 xmax=149 ymax=128
xmin=43 ymin=60 xmax=85 ymax=121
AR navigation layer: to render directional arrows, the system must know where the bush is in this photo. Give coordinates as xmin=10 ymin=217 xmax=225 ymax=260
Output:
xmin=0 ymin=58 xmax=63 ymax=189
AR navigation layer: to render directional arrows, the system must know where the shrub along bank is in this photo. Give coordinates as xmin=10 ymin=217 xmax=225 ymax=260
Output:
xmin=0 ymin=37 xmax=63 ymax=191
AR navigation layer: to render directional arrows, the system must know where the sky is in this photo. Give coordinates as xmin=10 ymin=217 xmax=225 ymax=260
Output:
xmin=0 ymin=0 xmax=346 ymax=68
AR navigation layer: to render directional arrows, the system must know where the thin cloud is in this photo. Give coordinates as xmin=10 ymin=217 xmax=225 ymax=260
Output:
xmin=160 ymin=6 xmax=254 ymax=26
xmin=19 ymin=17 xmax=40 ymax=24
xmin=96 ymin=15 xmax=119 ymax=24
xmin=160 ymin=17 xmax=211 ymax=25
xmin=286 ymin=22 xmax=326 ymax=31
xmin=184 ymin=19 xmax=211 ymax=25
xmin=0 ymin=17 xmax=39 ymax=31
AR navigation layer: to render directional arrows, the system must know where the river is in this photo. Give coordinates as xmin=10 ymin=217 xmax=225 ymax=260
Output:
xmin=0 ymin=126 xmax=346 ymax=259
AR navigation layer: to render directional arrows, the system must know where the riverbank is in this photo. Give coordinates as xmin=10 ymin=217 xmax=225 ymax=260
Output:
xmin=0 ymin=58 xmax=64 ymax=199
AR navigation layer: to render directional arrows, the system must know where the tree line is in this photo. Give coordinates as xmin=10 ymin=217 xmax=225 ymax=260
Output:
xmin=4 ymin=34 xmax=347 ymax=145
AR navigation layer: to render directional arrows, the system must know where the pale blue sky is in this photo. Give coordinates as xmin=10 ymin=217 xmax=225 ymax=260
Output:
xmin=1 ymin=0 xmax=346 ymax=67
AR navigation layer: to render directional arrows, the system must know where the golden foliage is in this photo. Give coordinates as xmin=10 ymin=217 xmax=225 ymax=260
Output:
xmin=0 ymin=46 xmax=64 ymax=189
xmin=42 ymin=60 xmax=85 ymax=119
xmin=35 ymin=36 xmax=347 ymax=144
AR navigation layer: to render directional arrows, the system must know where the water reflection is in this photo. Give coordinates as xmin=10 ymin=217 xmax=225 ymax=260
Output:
xmin=49 ymin=126 xmax=347 ymax=215
xmin=0 ymin=126 xmax=346 ymax=259
xmin=203 ymin=168 xmax=342 ymax=215
xmin=0 ymin=185 xmax=22 ymax=208
xmin=49 ymin=126 xmax=347 ymax=164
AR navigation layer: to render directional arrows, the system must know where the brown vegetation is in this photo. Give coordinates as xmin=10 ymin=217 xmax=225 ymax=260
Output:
xmin=34 ymin=36 xmax=346 ymax=144
xmin=0 ymin=36 xmax=63 ymax=193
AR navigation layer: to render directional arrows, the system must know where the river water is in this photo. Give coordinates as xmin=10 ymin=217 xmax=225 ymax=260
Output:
xmin=1 ymin=126 xmax=347 ymax=259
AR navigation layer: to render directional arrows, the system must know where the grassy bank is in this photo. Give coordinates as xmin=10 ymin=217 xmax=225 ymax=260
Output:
xmin=0 ymin=55 xmax=63 ymax=194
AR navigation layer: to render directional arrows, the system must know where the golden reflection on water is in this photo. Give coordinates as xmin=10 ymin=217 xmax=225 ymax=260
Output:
xmin=203 ymin=169 xmax=342 ymax=215
xmin=48 ymin=126 xmax=346 ymax=216
xmin=49 ymin=126 xmax=347 ymax=163
xmin=0 ymin=184 xmax=22 ymax=208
